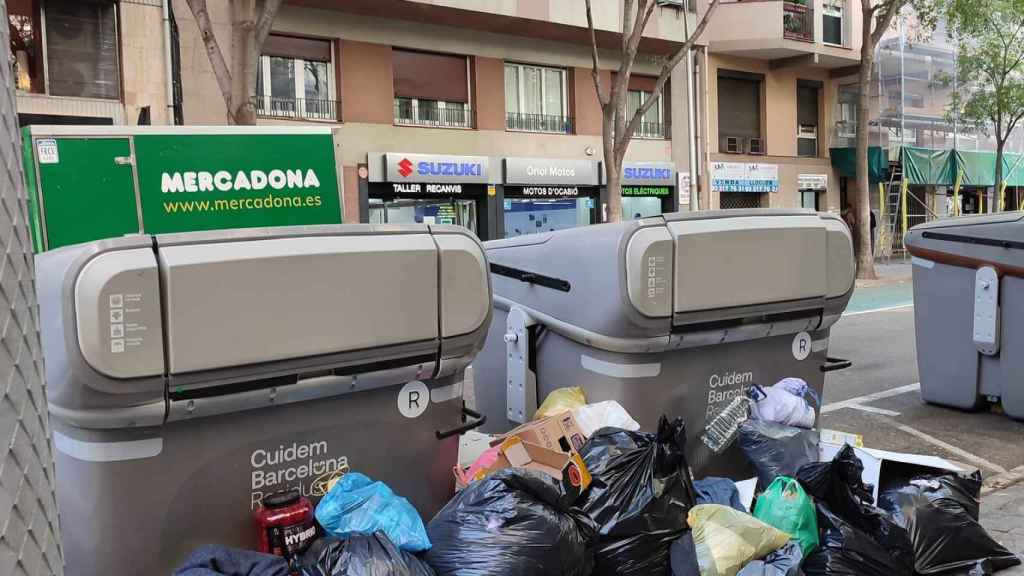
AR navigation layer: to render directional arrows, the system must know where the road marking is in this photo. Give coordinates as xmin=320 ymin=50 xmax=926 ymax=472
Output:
xmin=843 ymin=303 xmax=914 ymax=317
xmin=847 ymin=404 xmax=901 ymax=417
xmin=879 ymin=417 xmax=1008 ymax=475
xmin=822 ymin=383 xmax=921 ymax=414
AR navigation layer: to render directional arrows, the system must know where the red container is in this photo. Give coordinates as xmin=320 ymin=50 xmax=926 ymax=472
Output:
xmin=254 ymin=489 xmax=317 ymax=565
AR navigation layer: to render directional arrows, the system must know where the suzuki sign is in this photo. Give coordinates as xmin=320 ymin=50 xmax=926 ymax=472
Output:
xmin=620 ymin=161 xmax=677 ymax=186
xmin=385 ymin=153 xmax=491 ymax=184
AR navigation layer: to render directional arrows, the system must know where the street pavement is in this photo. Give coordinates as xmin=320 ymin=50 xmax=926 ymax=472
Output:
xmin=825 ymin=260 xmax=1024 ymax=570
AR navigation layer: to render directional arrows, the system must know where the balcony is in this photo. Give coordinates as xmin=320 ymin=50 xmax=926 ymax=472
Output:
xmin=783 ymin=2 xmax=814 ymax=42
xmin=702 ymin=0 xmax=860 ymax=69
xmin=394 ymin=102 xmax=474 ymax=129
xmin=632 ymin=121 xmax=670 ymax=140
xmin=505 ymin=112 xmax=574 ymax=135
xmin=256 ymin=97 xmax=338 ymax=122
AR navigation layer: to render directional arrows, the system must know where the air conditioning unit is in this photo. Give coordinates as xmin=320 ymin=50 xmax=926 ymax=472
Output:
xmin=725 ymin=136 xmax=743 ymax=154
xmin=748 ymin=138 xmax=765 ymax=155
xmin=798 ymin=124 xmax=818 ymax=139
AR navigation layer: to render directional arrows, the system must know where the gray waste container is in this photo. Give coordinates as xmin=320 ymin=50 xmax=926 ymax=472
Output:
xmin=906 ymin=213 xmax=1024 ymax=419
xmin=36 ymin=225 xmax=491 ymax=576
xmin=473 ymin=210 xmax=855 ymax=477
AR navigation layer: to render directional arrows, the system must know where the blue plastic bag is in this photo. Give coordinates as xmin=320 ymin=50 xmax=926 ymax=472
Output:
xmin=314 ymin=472 xmax=431 ymax=552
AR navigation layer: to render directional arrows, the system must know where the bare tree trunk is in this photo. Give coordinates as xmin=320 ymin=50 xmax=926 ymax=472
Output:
xmin=855 ymin=7 xmax=878 ymax=279
xmin=603 ymin=109 xmax=623 ymax=222
xmin=230 ymin=1 xmax=258 ymax=125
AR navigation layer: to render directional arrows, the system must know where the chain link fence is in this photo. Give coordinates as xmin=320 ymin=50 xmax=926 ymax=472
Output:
xmin=0 ymin=1 xmax=64 ymax=574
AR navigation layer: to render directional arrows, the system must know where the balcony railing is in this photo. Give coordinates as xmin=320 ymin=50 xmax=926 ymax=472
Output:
xmin=394 ymin=103 xmax=474 ymax=129
xmin=256 ymin=97 xmax=338 ymax=121
xmin=632 ymin=121 xmax=670 ymax=140
xmin=783 ymin=1 xmax=814 ymax=42
xmin=506 ymin=112 xmax=574 ymax=135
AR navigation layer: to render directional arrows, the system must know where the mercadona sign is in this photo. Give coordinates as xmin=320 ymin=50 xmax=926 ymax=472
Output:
xmin=22 ymin=126 xmax=345 ymax=252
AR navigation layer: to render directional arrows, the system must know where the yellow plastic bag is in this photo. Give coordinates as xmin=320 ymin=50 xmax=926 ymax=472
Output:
xmin=534 ymin=387 xmax=586 ymax=420
xmin=688 ymin=504 xmax=791 ymax=576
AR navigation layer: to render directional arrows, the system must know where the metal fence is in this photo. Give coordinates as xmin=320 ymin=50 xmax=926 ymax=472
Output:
xmin=255 ymin=97 xmax=339 ymax=122
xmin=0 ymin=1 xmax=64 ymax=574
xmin=505 ymin=112 xmax=574 ymax=134
xmin=394 ymin=103 xmax=474 ymax=128
xmin=783 ymin=1 xmax=814 ymax=42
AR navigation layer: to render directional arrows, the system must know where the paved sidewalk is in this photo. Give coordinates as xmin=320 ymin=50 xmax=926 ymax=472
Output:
xmin=983 ymin=481 xmax=1024 ymax=574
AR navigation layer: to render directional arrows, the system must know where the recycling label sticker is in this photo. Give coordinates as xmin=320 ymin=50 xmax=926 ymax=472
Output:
xmin=792 ymin=331 xmax=812 ymax=361
xmin=397 ymin=381 xmax=430 ymax=419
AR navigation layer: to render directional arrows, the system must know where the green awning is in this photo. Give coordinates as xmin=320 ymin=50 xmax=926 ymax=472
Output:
xmin=903 ymin=147 xmax=954 ymax=186
xmin=900 ymin=146 xmax=1024 ymax=187
xmin=830 ymin=147 xmax=889 ymax=183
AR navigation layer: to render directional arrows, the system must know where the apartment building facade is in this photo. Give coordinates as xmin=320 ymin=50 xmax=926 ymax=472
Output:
xmin=11 ymin=1 xmax=698 ymax=239
xmin=697 ymin=0 xmax=863 ymax=212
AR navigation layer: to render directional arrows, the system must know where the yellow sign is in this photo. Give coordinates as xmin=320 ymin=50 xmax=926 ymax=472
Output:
xmin=487 ymin=185 xmax=496 ymax=197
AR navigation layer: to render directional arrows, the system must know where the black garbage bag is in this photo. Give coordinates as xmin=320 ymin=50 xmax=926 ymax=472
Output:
xmin=174 ymin=545 xmax=290 ymax=576
xmin=424 ymin=468 xmax=596 ymax=576
xmin=579 ymin=415 xmax=698 ymax=576
xmin=796 ymin=445 xmax=915 ymax=574
xmin=878 ymin=471 xmax=1021 ymax=575
xmin=737 ymin=420 xmax=818 ymax=491
xmin=669 ymin=531 xmax=701 ymax=576
xmin=803 ymin=504 xmax=912 ymax=576
xmin=300 ymin=533 xmax=435 ymax=576
xmin=737 ymin=540 xmax=805 ymax=576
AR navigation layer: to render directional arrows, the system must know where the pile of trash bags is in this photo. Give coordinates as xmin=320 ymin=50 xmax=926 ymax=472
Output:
xmin=174 ymin=383 xmax=1022 ymax=576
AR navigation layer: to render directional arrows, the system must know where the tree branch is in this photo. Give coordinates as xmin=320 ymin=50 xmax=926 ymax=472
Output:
xmin=625 ymin=0 xmax=658 ymax=64
xmin=871 ymin=0 xmax=902 ymax=47
xmin=584 ymin=0 xmax=610 ymax=107
xmin=185 ymin=0 xmax=234 ymax=120
xmin=622 ymin=0 xmax=720 ymax=141
xmin=256 ymin=0 xmax=285 ymax=46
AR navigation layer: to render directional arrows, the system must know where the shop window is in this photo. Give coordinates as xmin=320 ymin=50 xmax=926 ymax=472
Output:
xmin=797 ymin=81 xmax=820 ymax=157
xmin=393 ymin=49 xmax=472 ymax=128
xmin=836 ymin=84 xmax=858 ymax=139
xmin=627 ymin=90 xmax=666 ymax=139
xmin=257 ymin=35 xmax=336 ymax=121
xmin=505 ymin=63 xmax=572 ymax=134
xmin=718 ymin=71 xmax=763 ymax=154
xmin=9 ymin=0 xmax=120 ymax=99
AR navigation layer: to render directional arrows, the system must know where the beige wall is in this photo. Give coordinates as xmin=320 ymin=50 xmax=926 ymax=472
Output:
xmin=704 ymin=53 xmax=842 ymax=211
xmin=473 ymin=57 xmax=506 ymax=131
xmin=339 ymin=41 xmax=394 ymax=124
xmin=120 ymin=0 xmax=171 ymax=124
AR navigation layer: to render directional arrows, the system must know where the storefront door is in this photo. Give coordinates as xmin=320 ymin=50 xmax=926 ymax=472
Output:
xmin=503 ymin=196 xmax=594 ymax=237
xmin=622 ymin=196 xmax=663 ymax=219
xmin=369 ymin=197 xmax=479 ymax=233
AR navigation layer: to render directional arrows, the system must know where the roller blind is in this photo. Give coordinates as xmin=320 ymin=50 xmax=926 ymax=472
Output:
xmin=393 ymin=49 xmax=469 ymax=103
xmin=263 ymin=34 xmax=332 ymax=62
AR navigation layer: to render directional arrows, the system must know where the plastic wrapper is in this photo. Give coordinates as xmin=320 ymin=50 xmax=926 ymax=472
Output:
xmin=687 ymin=504 xmax=791 ymax=576
xmin=315 ymin=473 xmax=430 ymax=553
xmin=535 ymin=387 xmax=587 ymax=420
xmin=753 ymin=477 xmax=818 ymax=556
xmin=803 ymin=504 xmax=912 ymax=576
xmin=749 ymin=378 xmax=817 ymax=429
xmin=796 ymin=445 xmax=914 ymax=573
xmin=737 ymin=420 xmax=818 ymax=491
xmin=579 ymin=415 xmax=698 ymax=576
xmin=736 ymin=541 xmax=805 ymax=576
xmin=572 ymin=400 xmax=640 ymax=436
xmin=300 ymin=534 xmax=435 ymax=576
xmin=878 ymin=471 xmax=1021 ymax=575
xmin=424 ymin=468 xmax=596 ymax=576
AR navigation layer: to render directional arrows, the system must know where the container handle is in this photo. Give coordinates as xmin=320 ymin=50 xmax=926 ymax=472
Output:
xmin=820 ymin=357 xmax=853 ymax=373
xmin=436 ymin=406 xmax=487 ymax=440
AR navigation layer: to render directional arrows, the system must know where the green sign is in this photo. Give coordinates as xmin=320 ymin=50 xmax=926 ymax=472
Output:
xmin=622 ymin=186 xmax=671 ymax=197
xmin=24 ymin=128 xmax=344 ymax=251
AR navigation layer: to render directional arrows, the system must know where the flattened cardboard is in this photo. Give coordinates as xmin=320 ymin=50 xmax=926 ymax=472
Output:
xmin=454 ymin=436 xmax=592 ymax=500
xmin=496 ymin=412 xmax=588 ymax=454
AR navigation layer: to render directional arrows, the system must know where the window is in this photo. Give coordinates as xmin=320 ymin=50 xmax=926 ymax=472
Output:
xmin=9 ymin=0 xmax=120 ymax=99
xmin=627 ymin=90 xmax=666 ymax=139
xmin=718 ymin=71 xmax=762 ymax=153
xmin=823 ymin=0 xmax=844 ymax=45
xmin=257 ymin=34 xmax=336 ymax=121
xmin=837 ymin=84 xmax=858 ymax=138
xmin=797 ymin=82 xmax=820 ymax=157
xmin=505 ymin=63 xmax=571 ymax=134
xmin=393 ymin=49 xmax=471 ymax=128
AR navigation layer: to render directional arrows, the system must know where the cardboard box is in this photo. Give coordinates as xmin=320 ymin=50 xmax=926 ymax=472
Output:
xmin=495 ymin=412 xmax=588 ymax=454
xmin=454 ymin=436 xmax=592 ymax=500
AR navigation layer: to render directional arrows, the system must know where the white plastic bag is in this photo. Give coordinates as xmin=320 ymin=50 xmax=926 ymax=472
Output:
xmin=572 ymin=401 xmax=641 ymax=436
xmin=749 ymin=378 xmax=817 ymax=429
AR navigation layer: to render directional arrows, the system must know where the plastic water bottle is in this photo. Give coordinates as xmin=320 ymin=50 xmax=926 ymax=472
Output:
xmin=701 ymin=396 xmax=753 ymax=454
